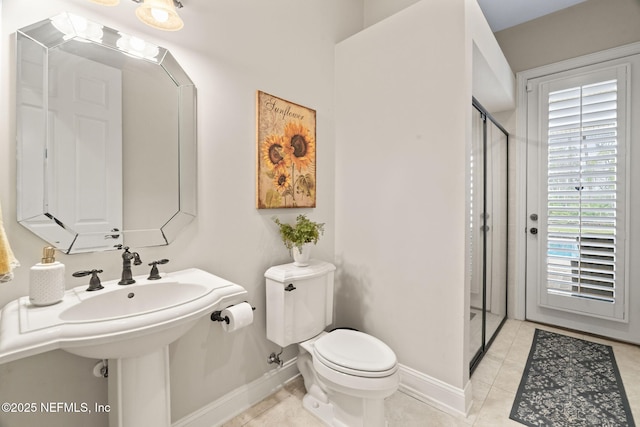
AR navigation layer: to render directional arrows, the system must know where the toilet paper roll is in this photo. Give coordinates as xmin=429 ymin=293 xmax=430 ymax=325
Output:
xmin=221 ymin=302 xmax=254 ymax=332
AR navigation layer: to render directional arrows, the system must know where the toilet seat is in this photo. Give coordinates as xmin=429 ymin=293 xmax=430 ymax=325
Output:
xmin=313 ymin=329 xmax=398 ymax=378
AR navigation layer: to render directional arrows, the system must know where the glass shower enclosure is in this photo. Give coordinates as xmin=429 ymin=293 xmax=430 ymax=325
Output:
xmin=468 ymin=98 xmax=508 ymax=373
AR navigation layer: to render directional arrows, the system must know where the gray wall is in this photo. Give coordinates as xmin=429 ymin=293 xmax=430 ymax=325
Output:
xmin=495 ymin=0 xmax=640 ymax=73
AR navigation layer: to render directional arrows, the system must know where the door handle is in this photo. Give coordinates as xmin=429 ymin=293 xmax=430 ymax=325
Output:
xmin=530 ymin=227 xmax=538 ymax=235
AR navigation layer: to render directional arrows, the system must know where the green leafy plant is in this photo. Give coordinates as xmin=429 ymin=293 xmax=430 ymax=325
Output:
xmin=273 ymin=214 xmax=325 ymax=253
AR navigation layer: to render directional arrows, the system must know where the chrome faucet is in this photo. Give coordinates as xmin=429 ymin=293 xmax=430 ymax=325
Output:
xmin=117 ymin=245 xmax=142 ymax=285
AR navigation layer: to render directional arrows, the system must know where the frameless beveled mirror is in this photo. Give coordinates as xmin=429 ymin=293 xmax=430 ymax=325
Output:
xmin=16 ymin=13 xmax=196 ymax=254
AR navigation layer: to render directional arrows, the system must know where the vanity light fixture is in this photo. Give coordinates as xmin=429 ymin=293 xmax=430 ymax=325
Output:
xmin=88 ymin=0 xmax=184 ymax=31
xmin=133 ymin=0 xmax=184 ymax=31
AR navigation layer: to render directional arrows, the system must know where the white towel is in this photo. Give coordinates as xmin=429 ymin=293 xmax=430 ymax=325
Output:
xmin=0 ymin=201 xmax=19 ymax=282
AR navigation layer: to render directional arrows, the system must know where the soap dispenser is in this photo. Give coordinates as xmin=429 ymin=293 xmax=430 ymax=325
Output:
xmin=29 ymin=246 xmax=66 ymax=306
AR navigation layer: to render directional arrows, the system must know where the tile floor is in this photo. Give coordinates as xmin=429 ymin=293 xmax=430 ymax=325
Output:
xmin=222 ymin=320 xmax=640 ymax=426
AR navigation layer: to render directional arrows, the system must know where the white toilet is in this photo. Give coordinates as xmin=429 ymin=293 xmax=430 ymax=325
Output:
xmin=265 ymin=260 xmax=399 ymax=427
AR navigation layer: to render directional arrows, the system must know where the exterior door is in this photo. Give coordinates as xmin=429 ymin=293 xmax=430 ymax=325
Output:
xmin=525 ymin=53 xmax=640 ymax=344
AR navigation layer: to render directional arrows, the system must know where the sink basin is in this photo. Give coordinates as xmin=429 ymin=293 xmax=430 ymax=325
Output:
xmin=59 ymin=282 xmax=208 ymax=322
xmin=0 ymin=268 xmax=248 ymax=362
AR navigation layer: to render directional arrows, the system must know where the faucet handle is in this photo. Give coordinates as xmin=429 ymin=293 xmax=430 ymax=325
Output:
xmin=73 ymin=269 xmax=104 ymax=292
xmin=148 ymin=259 xmax=169 ymax=280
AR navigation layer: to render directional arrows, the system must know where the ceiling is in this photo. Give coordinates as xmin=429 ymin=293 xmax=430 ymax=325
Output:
xmin=476 ymin=0 xmax=589 ymax=32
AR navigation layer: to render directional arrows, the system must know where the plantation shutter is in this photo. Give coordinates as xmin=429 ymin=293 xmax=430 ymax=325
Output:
xmin=543 ymin=66 xmax=628 ymax=319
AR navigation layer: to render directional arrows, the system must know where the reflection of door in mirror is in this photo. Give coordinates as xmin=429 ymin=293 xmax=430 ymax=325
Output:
xmin=48 ymin=50 xmax=123 ymax=250
xmin=17 ymin=42 xmax=123 ymax=252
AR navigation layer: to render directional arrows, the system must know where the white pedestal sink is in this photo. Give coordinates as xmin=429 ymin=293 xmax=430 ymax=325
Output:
xmin=0 ymin=268 xmax=249 ymax=427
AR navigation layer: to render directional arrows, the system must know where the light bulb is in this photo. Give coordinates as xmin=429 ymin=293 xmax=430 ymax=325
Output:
xmin=129 ymin=36 xmax=146 ymax=51
xmin=151 ymin=8 xmax=169 ymax=23
xmin=70 ymin=15 xmax=89 ymax=32
xmin=135 ymin=0 xmax=184 ymax=31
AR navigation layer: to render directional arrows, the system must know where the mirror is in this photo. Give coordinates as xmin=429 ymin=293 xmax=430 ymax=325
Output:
xmin=16 ymin=13 xmax=196 ymax=254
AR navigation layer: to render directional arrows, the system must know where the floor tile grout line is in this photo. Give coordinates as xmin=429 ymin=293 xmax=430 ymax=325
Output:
xmin=470 ymin=320 xmax=522 ymax=426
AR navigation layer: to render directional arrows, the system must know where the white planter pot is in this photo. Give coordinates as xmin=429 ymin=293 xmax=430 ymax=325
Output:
xmin=292 ymin=245 xmax=312 ymax=266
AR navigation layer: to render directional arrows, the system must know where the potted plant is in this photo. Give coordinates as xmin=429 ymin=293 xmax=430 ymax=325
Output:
xmin=273 ymin=214 xmax=325 ymax=266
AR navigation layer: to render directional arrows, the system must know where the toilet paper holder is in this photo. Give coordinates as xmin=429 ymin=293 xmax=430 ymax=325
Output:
xmin=211 ymin=302 xmax=255 ymax=324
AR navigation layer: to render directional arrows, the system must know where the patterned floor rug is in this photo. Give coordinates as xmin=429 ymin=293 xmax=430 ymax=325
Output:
xmin=510 ymin=329 xmax=635 ymax=427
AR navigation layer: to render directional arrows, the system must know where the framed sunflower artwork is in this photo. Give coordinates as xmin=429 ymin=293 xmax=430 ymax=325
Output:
xmin=256 ymin=91 xmax=316 ymax=209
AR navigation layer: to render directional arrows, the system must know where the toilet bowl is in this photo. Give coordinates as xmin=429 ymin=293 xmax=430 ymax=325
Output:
xmin=265 ymin=260 xmax=399 ymax=426
xmin=297 ymin=330 xmax=399 ymax=427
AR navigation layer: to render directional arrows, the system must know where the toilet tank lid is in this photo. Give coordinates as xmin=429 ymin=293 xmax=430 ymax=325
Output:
xmin=265 ymin=260 xmax=336 ymax=282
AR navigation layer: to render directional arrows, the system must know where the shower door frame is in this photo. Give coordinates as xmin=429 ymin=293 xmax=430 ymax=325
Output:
xmin=469 ymin=98 xmax=509 ymax=375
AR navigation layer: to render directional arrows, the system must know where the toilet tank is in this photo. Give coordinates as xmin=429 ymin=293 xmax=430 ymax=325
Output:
xmin=265 ymin=260 xmax=336 ymax=347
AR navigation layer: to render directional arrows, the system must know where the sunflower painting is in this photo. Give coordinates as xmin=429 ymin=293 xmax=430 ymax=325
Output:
xmin=256 ymin=91 xmax=316 ymax=209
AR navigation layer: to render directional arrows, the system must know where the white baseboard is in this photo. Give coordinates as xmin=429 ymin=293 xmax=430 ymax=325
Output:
xmin=173 ymin=359 xmax=472 ymax=426
xmin=398 ymin=364 xmax=472 ymax=417
xmin=172 ymin=358 xmax=300 ymax=427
